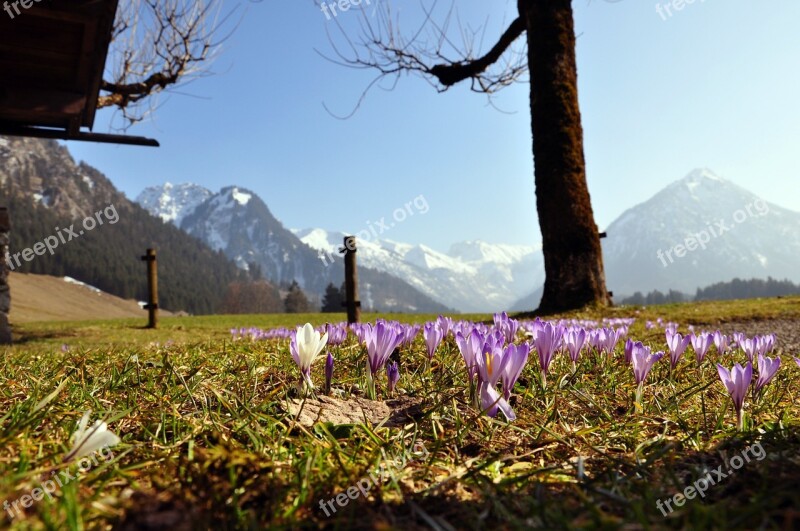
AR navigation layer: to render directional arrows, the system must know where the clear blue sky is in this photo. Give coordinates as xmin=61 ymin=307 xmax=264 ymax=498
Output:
xmin=67 ymin=0 xmax=800 ymax=252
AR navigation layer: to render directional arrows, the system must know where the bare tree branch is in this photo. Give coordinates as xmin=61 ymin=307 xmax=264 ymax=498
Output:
xmin=428 ymin=16 xmax=525 ymax=87
xmin=99 ymin=0 xmax=239 ymax=129
xmin=319 ymin=0 xmax=528 ymax=117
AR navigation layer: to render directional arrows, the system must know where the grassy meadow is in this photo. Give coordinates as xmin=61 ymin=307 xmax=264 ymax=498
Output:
xmin=2 ymin=297 xmax=800 ymax=529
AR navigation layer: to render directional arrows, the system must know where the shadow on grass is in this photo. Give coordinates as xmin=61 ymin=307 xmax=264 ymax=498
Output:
xmin=109 ymin=427 xmax=800 ymax=530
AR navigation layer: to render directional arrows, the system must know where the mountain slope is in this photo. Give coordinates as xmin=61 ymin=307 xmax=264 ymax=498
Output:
xmin=158 ymin=186 xmax=452 ymax=313
xmin=137 ymin=182 xmax=212 ymax=225
xmin=293 ymin=228 xmax=543 ymax=312
xmin=0 ymin=136 xmax=244 ymax=314
xmin=9 ymin=272 xmax=173 ymax=323
xmin=602 ymin=168 xmax=800 ymax=295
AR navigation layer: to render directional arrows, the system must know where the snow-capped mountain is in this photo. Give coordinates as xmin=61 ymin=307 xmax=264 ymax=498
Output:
xmin=292 ymin=229 xmax=543 ymax=312
xmin=602 ymin=168 xmax=800 ymax=296
xmin=138 ymin=185 xmax=451 ymax=313
xmin=136 ymin=182 xmax=212 ymax=225
xmin=137 ymin=169 xmax=800 ymax=312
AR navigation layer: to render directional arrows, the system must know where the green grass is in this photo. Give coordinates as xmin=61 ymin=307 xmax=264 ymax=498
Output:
xmin=2 ymin=297 xmax=800 ymax=529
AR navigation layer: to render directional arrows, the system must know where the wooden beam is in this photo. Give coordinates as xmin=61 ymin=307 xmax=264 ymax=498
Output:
xmin=0 ymin=125 xmax=160 ymax=147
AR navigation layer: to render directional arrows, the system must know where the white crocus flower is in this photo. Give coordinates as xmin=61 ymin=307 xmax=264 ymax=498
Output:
xmin=290 ymin=323 xmax=328 ymax=388
xmin=63 ymin=411 xmax=121 ymax=463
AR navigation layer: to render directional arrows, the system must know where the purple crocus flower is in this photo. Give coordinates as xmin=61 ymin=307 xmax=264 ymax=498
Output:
xmin=501 ymin=343 xmax=530 ymax=401
xmin=364 ymin=321 xmax=403 ymax=378
xmin=493 ymin=312 xmax=520 ymax=344
xmin=523 ymin=317 xmax=544 ymax=341
xmin=756 ymin=334 xmax=776 ymax=356
xmin=565 ymin=328 xmax=587 ymax=369
xmin=732 ymin=332 xmax=746 ymax=348
xmin=632 ymin=346 xmax=663 ymax=385
xmin=423 ymin=322 xmax=444 ymax=361
xmin=598 ymin=327 xmax=623 ymax=355
xmin=739 ymin=337 xmax=758 ymax=363
xmin=474 ymin=342 xmax=515 ymax=420
xmin=436 ymin=315 xmax=454 ymax=337
xmin=534 ymin=322 xmax=562 ymax=388
xmin=624 ymin=339 xmax=643 ymax=364
xmin=666 ymin=330 xmax=691 ymax=370
xmin=455 ymin=328 xmax=483 ymax=382
xmin=631 ymin=346 xmax=663 ymax=411
xmin=351 ymin=323 xmax=370 ymax=345
xmin=713 ymin=331 xmax=731 ymax=356
xmin=401 ymin=324 xmax=421 ymax=346
xmin=325 ymin=352 xmax=334 ymax=395
xmin=753 ymin=353 xmax=781 ymax=395
xmin=690 ymin=332 xmax=712 ymax=363
xmin=795 ymin=357 xmax=800 ymax=369
xmin=483 ymin=329 xmax=506 ymax=353
xmin=386 ymin=361 xmax=400 ymax=394
xmin=587 ymin=329 xmax=602 ymax=351
xmin=717 ymin=362 xmax=753 ymax=430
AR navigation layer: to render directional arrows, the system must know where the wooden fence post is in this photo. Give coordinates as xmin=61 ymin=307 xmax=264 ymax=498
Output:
xmin=140 ymin=248 xmax=158 ymax=328
xmin=340 ymin=236 xmax=360 ymax=324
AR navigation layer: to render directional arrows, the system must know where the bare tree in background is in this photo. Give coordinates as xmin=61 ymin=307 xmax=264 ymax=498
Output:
xmin=98 ymin=0 xmax=236 ymax=128
xmin=325 ymin=0 xmax=611 ymax=313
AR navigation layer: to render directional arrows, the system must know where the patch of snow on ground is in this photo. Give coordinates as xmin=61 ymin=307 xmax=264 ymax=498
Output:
xmin=63 ymin=276 xmax=102 ymax=295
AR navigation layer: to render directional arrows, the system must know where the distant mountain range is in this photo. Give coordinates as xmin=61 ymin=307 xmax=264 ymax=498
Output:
xmin=137 ymin=168 xmax=800 ymax=312
xmin=9 ymin=134 xmax=792 ymax=315
xmin=292 ymin=229 xmax=543 ymax=313
xmin=139 ymin=183 xmax=543 ymax=312
xmin=137 ymin=184 xmax=452 ymax=313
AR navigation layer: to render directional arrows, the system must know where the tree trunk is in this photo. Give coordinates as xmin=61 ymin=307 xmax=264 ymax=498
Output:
xmin=520 ymin=0 xmax=610 ymax=312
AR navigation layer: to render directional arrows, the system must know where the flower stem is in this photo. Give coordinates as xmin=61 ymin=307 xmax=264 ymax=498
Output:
xmin=635 ymin=382 xmax=643 ymax=413
xmin=366 ymin=371 xmax=376 ymax=400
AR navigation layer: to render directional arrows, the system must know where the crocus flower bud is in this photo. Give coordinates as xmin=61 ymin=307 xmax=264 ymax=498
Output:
xmin=387 ymin=361 xmax=400 ymax=394
xmin=325 ymin=352 xmax=334 ymax=395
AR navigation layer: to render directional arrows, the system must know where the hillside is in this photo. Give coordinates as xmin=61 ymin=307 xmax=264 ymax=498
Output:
xmin=8 ymin=272 xmax=172 ymax=323
xmin=0 ymin=136 xmax=246 ymax=314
